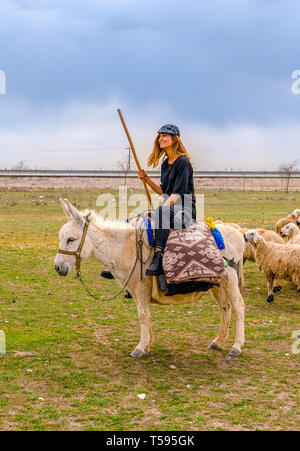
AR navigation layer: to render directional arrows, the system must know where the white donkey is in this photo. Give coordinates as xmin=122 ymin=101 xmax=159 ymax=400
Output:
xmin=54 ymin=199 xmax=245 ymax=358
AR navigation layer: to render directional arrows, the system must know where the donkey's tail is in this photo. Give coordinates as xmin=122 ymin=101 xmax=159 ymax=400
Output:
xmin=237 ymin=259 xmax=245 ymax=294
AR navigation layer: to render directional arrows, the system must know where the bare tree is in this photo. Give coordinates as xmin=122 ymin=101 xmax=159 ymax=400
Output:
xmin=117 ymin=148 xmax=131 ymax=185
xmin=12 ymin=160 xmax=31 ymax=170
xmin=278 ymin=160 xmax=298 ymax=193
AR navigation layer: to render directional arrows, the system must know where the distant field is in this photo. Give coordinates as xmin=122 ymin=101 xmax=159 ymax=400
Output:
xmin=0 ymin=188 xmax=299 ymax=431
xmin=1 ymin=174 xmax=300 ymax=191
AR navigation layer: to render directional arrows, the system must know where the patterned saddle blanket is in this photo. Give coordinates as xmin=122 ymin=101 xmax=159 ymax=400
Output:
xmin=163 ymin=221 xmax=226 ymax=285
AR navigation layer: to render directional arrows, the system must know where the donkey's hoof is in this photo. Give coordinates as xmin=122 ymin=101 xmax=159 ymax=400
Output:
xmin=131 ymin=349 xmax=146 ymax=358
xmin=229 ymin=347 xmax=241 ymax=356
xmin=267 ymin=294 xmax=274 ymax=303
xmin=208 ymin=342 xmax=221 ymax=351
xmin=273 ymin=285 xmax=281 ymax=293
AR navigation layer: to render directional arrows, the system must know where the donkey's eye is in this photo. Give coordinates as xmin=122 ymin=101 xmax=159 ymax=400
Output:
xmin=67 ymin=238 xmax=76 ymax=245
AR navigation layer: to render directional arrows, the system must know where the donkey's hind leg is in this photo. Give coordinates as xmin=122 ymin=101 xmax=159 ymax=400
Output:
xmin=209 ymin=284 xmax=232 ymax=352
xmin=224 ymin=267 xmax=245 ymax=356
xmin=209 ymin=267 xmax=245 ymax=356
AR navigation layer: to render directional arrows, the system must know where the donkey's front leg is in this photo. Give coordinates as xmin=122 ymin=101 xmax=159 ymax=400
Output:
xmin=131 ymin=297 xmax=154 ymax=358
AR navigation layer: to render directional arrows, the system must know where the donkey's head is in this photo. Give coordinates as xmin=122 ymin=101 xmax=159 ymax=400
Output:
xmin=54 ymin=198 xmax=93 ymax=276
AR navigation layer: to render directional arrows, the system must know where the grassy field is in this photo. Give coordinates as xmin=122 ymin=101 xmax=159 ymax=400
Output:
xmin=0 ymin=188 xmax=299 ymax=431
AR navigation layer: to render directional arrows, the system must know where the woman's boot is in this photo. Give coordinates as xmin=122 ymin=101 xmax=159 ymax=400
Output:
xmin=145 ymin=247 xmax=164 ymax=276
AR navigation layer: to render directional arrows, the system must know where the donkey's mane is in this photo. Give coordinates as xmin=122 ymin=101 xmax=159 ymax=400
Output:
xmin=83 ymin=210 xmax=134 ymax=232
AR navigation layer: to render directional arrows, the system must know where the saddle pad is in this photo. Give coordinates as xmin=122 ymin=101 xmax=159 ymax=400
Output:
xmin=151 ymin=276 xmax=206 ymax=306
xmin=162 ymin=221 xmax=226 ymax=285
xmin=157 ymin=273 xmax=215 ymax=297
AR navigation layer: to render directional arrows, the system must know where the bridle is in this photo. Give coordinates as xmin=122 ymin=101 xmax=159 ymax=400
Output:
xmin=58 ymin=215 xmax=91 ymax=278
xmin=57 ymin=215 xmax=153 ymax=301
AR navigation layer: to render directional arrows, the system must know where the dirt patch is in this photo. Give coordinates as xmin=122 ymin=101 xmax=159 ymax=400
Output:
xmin=13 ymin=351 xmax=38 ymax=357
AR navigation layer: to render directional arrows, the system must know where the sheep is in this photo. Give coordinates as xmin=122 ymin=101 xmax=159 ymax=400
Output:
xmin=215 ymin=222 xmax=285 ymax=261
xmin=244 ymin=230 xmax=300 ymax=303
xmin=242 ymin=228 xmax=285 ymax=263
xmin=216 ymin=222 xmax=284 ymax=290
xmin=240 ymin=227 xmax=285 ymax=294
xmin=280 ymin=222 xmax=300 ymax=246
xmin=290 ymin=209 xmax=300 ymax=220
xmin=216 ymin=223 xmax=245 ymax=293
xmin=280 ymin=223 xmax=300 ymax=293
xmin=275 ymin=214 xmax=298 ymax=234
xmin=215 ymin=220 xmax=242 ymax=232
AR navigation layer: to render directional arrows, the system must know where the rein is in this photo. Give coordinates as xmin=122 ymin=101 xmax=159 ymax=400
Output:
xmin=57 ymin=216 xmax=215 ymax=319
xmin=57 ymin=216 xmax=152 ymax=302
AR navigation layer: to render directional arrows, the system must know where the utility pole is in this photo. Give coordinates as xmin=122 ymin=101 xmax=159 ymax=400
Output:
xmin=127 ymin=147 xmax=131 ymax=173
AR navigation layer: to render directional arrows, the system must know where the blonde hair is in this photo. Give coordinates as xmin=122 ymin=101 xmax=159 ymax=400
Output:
xmin=147 ymin=135 xmax=191 ymax=168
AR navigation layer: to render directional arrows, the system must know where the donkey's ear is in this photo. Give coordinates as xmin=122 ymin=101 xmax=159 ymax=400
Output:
xmin=59 ymin=198 xmax=72 ymax=220
xmin=85 ymin=212 xmax=92 ymax=222
xmin=64 ymin=199 xmax=84 ymax=226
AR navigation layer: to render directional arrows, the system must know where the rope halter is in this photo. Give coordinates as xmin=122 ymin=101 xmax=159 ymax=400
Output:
xmin=57 ymin=215 xmax=91 ymax=278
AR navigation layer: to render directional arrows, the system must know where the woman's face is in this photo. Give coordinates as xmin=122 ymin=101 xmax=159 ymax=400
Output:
xmin=158 ymin=133 xmax=173 ymax=149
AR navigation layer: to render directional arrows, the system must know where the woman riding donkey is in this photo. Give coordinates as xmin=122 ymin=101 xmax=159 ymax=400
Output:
xmin=55 ymin=131 xmax=246 ymax=356
xmin=101 ymin=124 xmax=196 ymax=281
xmin=138 ymin=124 xmax=196 ymax=276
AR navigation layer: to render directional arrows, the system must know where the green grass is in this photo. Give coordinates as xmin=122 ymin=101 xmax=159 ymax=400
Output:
xmin=0 ymin=188 xmax=299 ymax=431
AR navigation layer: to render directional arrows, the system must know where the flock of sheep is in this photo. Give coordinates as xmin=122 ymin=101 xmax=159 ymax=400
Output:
xmin=216 ymin=208 xmax=300 ymax=303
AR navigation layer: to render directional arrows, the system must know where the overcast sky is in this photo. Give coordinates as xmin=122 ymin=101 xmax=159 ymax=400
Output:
xmin=0 ymin=0 xmax=299 ymax=170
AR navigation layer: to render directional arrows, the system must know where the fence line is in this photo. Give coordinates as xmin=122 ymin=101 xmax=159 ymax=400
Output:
xmin=1 ymin=170 xmax=300 ymax=178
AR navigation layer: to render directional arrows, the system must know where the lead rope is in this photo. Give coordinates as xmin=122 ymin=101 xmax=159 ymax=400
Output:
xmin=75 ymin=221 xmax=203 ymax=318
xmin=77 ymin=259 xmax=137 ymax=302
xmin=77 ymin=227 xmax=145 ymax=302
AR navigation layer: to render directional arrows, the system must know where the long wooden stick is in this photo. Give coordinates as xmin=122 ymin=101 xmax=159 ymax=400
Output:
xmin=117 ymin=109 xmax=152 ymax=208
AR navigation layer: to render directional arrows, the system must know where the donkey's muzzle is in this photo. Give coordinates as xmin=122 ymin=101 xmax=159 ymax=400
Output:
xmin=55 ymin=263 xmax=69 ymax=277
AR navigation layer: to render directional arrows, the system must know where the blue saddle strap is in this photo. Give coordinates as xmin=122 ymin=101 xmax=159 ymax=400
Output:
xmin=142 ymin=216 xmax=154 ymax=247
xmin=211 ymin=227 xmax=225 ymax=250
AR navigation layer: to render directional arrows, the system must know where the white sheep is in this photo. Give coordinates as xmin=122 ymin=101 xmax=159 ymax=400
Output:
xmin=275 ymin=214 xmax=298 ymax=234
xmin=241 ymin=228 xmax=285 ymax=263
xmin=215 ymin=220 xmax=242 ymax=231
xmin=242 ymin=228 xmax=285 ymax=294
xmin=290 ymin=209 xmax=300 ymax=220
xmin=216 ymin=223 xmax=245 ymax=293
xmin=244 ymin=230 xmax=300 ymax=303
xmin=280 ymin=222 xmax=300 ymax=246
xmin=215 ymin=222 xmax=285 ymax=262
xmin=280 ymin=223 xmax=300 ymax=293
